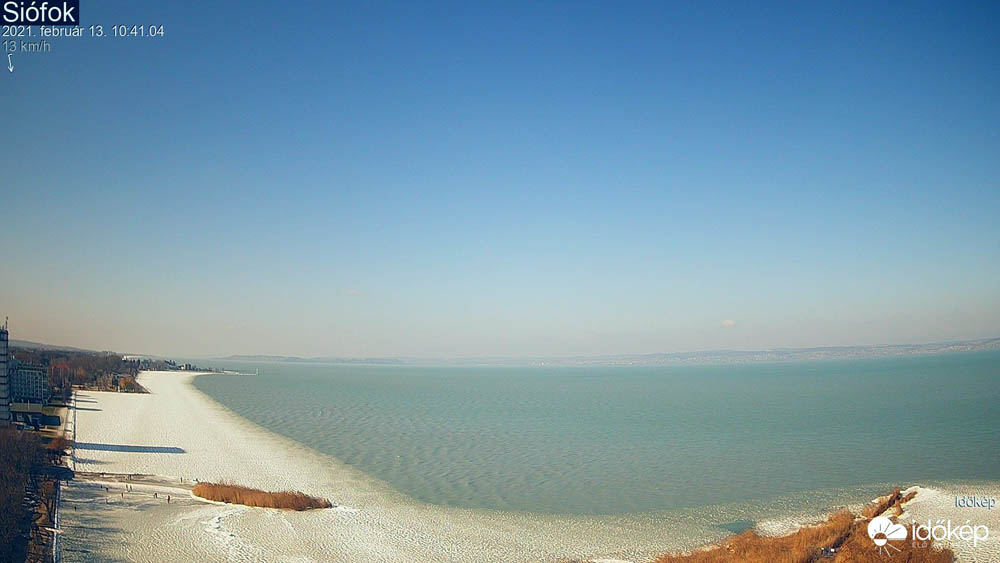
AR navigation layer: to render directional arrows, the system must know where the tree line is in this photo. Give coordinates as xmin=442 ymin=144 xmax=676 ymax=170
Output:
xmin=11 ymin=348 xmax=144 ymax=400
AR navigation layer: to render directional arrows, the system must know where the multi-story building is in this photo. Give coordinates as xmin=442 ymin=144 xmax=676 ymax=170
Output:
xmin=10 ymin=358 xmax=49 ymax=404
xmin=0 ymin=325 xmax=10 ymax=426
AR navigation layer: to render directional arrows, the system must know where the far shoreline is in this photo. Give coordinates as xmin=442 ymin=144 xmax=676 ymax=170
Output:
xmin=199 ymin=338 xmax=1000 ymax=368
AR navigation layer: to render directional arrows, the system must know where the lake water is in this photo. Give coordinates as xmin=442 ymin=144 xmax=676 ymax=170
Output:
xmin=193 ymin=352 xmax=1000 ymax=515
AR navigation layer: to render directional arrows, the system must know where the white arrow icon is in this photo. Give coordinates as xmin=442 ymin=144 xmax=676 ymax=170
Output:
xmin=6 ymin=54 xmax=12 ymax=73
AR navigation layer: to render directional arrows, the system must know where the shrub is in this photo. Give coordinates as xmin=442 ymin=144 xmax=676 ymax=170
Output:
xmin=192 ymin=482 xmax=332 ymax=511
xmin=655 ymin=489 xmax=953 ymax=563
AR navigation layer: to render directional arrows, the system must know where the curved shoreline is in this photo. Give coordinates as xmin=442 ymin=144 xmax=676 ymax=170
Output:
xmin=65 ymin=371 xmax=707 ymax=561
xmin=61 ymin=371 xmax=1000 ymax=562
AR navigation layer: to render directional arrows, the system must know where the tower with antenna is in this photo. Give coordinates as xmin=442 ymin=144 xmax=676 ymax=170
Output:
xmin=0 ymin=317 xmax=10 ymax=426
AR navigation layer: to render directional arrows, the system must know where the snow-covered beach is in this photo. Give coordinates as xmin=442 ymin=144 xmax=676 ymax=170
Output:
xmin=59 ymin=371 xmax=1000 ymax=562
xmin=59 ymin=371 xmax=716 ymax=562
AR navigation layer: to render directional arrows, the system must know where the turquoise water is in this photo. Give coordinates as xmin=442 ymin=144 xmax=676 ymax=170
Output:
xmin=193 ymin=352 xmax=1000 ymax=515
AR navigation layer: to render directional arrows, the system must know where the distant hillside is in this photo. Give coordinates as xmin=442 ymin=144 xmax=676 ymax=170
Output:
xmin=222 ymin=354 xmax=406 ymax=365
xmin=9 ymin=339 xmax=94 ymax=353
xmin=222 ymin=337 xmax=1000 ymax=367
xmin=223 ymin=354 xmax=307 ymax=362
xmin=560 ymin=337 xmax=1000 ymax=366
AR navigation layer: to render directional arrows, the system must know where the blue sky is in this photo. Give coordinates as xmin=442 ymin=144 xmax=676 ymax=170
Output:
xmin=2 ymin=1 xmax=998 ymax=357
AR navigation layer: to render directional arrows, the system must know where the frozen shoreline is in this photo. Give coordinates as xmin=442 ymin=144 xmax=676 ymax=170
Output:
xmin=59 ymin=371 xmax=1000 ymax=562
xmin=60 ymin=371 xmax=710 ymax=562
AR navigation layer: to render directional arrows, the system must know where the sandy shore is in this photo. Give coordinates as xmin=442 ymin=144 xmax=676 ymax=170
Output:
xmin=59 ymin=371 xmax=1000 ymax=562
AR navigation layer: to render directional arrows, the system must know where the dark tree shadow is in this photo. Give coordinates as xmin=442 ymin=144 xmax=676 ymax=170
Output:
xmin=72 ymin=457 xmax=112 ymax=466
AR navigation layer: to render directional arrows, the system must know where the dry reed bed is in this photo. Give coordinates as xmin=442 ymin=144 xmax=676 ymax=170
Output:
xmin=192 ymin=482 xmax=333 ymax=511
xmin=656 ymin=488 xmax=954 ymax=563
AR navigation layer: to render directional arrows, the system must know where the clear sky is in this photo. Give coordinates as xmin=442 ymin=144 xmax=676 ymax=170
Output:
xmin=2 ymin=1 xmax=998 ymax=358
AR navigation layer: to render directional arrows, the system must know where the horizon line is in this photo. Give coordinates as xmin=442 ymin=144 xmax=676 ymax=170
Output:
xmin=10 ymin=335 xmax=999 ymax=363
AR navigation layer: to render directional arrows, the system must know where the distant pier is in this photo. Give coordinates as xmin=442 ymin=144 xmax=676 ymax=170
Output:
xmin=219 ymin=368 xmax=258 ymax=376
